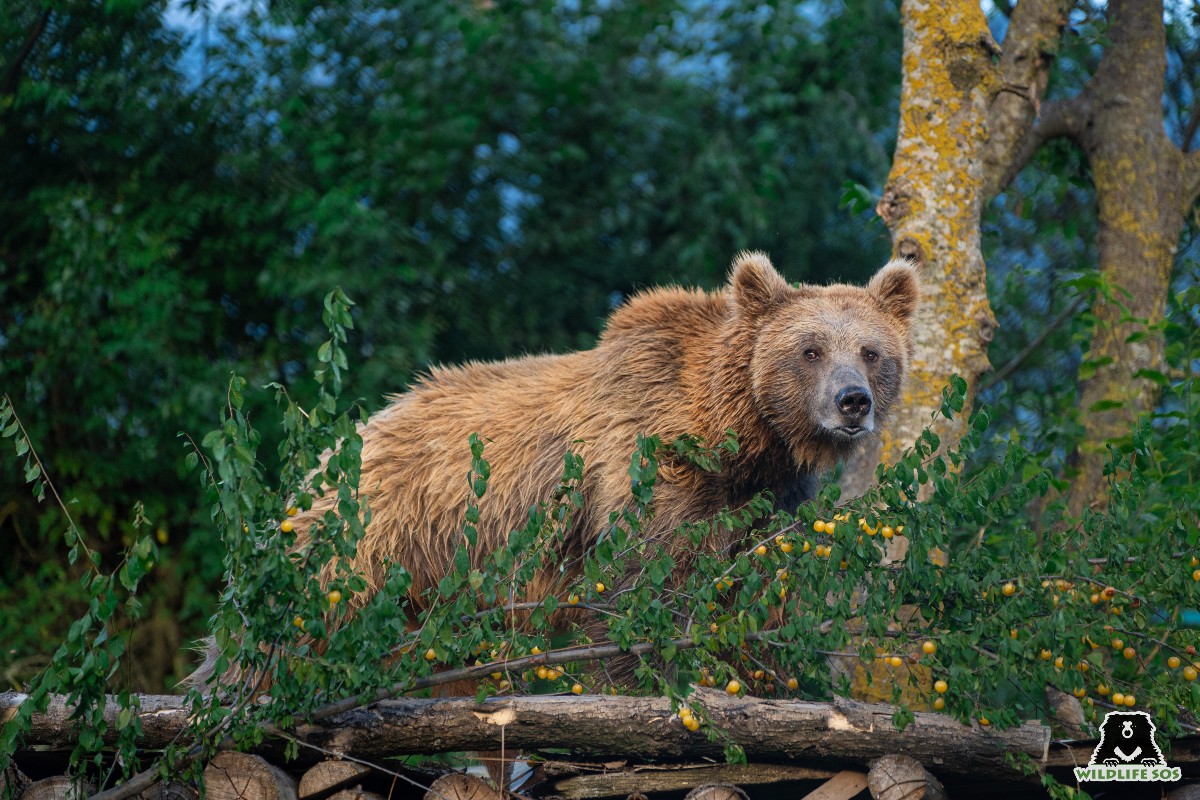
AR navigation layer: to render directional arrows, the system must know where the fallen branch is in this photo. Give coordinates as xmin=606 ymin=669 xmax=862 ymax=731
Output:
xmin=5 ymin=690 xmax=1053 ymax=778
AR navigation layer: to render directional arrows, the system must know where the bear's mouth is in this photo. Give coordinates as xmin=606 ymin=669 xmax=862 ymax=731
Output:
xmin=836 ymin=425 xmax=868 ymax=437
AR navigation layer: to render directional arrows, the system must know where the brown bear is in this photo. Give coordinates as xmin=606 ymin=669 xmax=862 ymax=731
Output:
xmin=190 ymin=251 xmax=918 ymax=683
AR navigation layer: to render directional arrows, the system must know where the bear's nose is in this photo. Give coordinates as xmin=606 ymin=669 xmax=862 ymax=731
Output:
xmin=837 ymin=386 xmax=872 ymax=419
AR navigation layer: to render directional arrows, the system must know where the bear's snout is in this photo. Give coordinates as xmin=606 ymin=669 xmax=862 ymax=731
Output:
xmin=836 ymin=386 xmax=872 ymax=422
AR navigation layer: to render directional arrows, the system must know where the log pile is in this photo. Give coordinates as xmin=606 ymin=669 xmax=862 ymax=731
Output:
xmin=3 ymin=691 xmax=1199 ymax=800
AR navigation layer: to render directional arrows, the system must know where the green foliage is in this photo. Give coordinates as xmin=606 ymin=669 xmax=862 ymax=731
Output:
xmin=0 ymin=0 xmax=900 ymax=692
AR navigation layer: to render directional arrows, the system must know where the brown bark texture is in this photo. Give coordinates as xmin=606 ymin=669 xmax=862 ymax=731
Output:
xmin=1 ymin=690 xmax=1053 ymax=780
xmin=1057 ymin=0 xmax=1200 ymax=513
xmin=842 ymin=0 xmax=999 ymax=498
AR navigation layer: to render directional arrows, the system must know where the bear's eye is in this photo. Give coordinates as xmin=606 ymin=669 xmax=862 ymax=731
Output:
xmin=862 ymin=348 xmax=879 ymax=363
xmin=803 ymin=349 xmax=820 ymax=362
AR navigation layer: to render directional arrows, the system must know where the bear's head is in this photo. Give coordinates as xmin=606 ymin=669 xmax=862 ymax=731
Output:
xmin=729 ymin=251 xmax=919 ymax=469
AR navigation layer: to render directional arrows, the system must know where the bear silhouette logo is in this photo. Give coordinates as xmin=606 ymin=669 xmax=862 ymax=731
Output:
xmin=1089 ymin=711 xmax=1165 ymax=767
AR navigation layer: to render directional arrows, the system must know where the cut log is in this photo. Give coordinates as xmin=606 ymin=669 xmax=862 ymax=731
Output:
xmin=1 ymin=763 xmax=31 ymax=800
xmin=1167 ymin=785 xmax=1200 ymax=800
xmin=547 ymin=763 xmax=837 ymax=799
xmin=682 ymin=784 xmax=747 ymax=800
xmin=866 ymin=755 xmax=945 ymax=800
xmin=421 ymin=774 xmax=495 ymax=800
xmin=327 ymin=790 xmax=383 ymax=800
xmin=203 ymin=752 xmax=298 ymax=800
xmin=19 ymin=777 xmax=95 ymax=800
xmin=136 ymin=783 xmax=198 ymax=800
xmin=298 ymin=762 xmax=372 ymax=800
xmin=801 ymin=771 xmax=869 ymax=800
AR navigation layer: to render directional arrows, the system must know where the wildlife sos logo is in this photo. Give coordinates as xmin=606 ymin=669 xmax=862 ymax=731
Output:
xmin=1073 ymin=711 xmax=1181 ymax=783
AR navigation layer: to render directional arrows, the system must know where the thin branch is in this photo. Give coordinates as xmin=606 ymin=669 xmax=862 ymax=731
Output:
xmin=1183 ymin=102 xmax=1200 ymax=153
xmin=1 ymin=8 xmax=51 ymax=97
xmin=979 ymin=296 xmax=1086 ymax=391
xmin=994 ymin=93 xmax=1092 ymax=195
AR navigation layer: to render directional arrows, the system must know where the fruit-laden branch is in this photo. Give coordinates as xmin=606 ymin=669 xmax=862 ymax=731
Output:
xmin=2 ymin=690 xmax=1059 ymax=780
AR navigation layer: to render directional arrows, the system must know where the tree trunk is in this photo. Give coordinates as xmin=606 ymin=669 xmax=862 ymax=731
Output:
xmin=1060 ymin=0 xmax=1200 ymax=513
xmin=842 ymin=0 xmax=999 ymax=499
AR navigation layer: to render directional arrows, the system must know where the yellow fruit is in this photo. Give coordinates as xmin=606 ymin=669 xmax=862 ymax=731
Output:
xmin=595 ymin=582 xmax=606 ymax=593
xmin=753 ymin=669 xmax=765 ymax=680
xmin=787 ymin=677 xmax=799 ymax=690
xmin=780 ymin=541 xmax=794 ymax=554
xmin=1002 ymin=582 xmax=1016 ymax=597
xmin=1054 ymin=656 xmax=1064 ymax=669
xmin=1111 ymin=638 xmax=1123 ymax=650
xmin=1073 ymin=687 xmax=1086 ymax=698
xmin=1168 ymin=656 xmax=1181 ymax=669
xmin=755 ymin=544 xmax=768 ymax=556
xmin=710 ymin=623 xmax=719 ymax=633
xmin=571 ymin=683 xmax=584 ymax=695
xmin=327 ymin=589 xmax=342 ymax=605
xmin=1041 ymin=580 xmax=1051 ymax=589
xmin=826 ymin=523 xmax=837 ymax=535
xmin=978 ymin=717 xmax=990 ymax=726
xmin=1191 ymin=556 xmax=1199 ymax=567
xmin=881 ymin=526 xmax=894 ymax=539
xmin=1079 ymin=661 xmax=1090 ymax=672
xmin=531 ymin=646 xmax=543 ymax=655
xmin=1123 ymin=647 xmax=1136 ymax=660
xmin=684 ymin=717 xmax=701 ymax=732
xmin=536 ymin=666 xmax=549 ymax=679
xmin=1111 ymin=692 xmax=1125 ymax=705
xmin=888 ymin=656 xmax=903 ymax=668
xmin=286 ymin=506 xmax=298 ymax=516
xmin=934 ymin=679 xmax=948 ymax=694
xmin=1010 ymin=629 xmax=1018 ymax=639
xmin=280 ymin=519 xmax=294 ymax=534
xmin=1040 ymin=649 xmax=1052 ymax=661
xmin=1184 ymin=666 xmax=1198 ymax=681
xmin=1193 ymin=569 xmax=1200 ymax=582
xmin=802 ymin=540 xmax=811 ymax=553
xmin=839 ymin=560 xmax=848 ymax=569
xmin=707 ymin=601 xmax=716 ymax=611
xmin=568 ymin=594 xmax=580 ymax=605
xmin=424 ymin=648 xmax=437 ymax=662
xmin=499 ymin=680 xmax=511 ymax=690
xmin=293 ymin=615 xmax=304 ymax=629
xmin=922 ymin=641 xmax=936 ymax=655
xmin=1097 ymin=684 xmax=1110 ymax=696
xmin=933 ymin=697 xmax=945 ymax=710
xmin=1123 ymin=694 xmax=1136 ymax=707
xmin=726 ymin=680 xmax=741 ymax=695
xmin=813 ymin=520 xmax=826 ymax=533
xmin=1090 ymin=593 xmax=1100 ymax=604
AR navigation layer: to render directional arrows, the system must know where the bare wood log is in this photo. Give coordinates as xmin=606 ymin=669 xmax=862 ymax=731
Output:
xmin=1 ymin=763 xmax=31 ymax=800
xmin=297 ymin=762 xmax=371 ymax=800
xmin=20 ymin=778 xmax=95 ymax=800
xmin=136 ymin=784 xmax=197 ymax=800
xmin=1167 ymin=784 xmax=1200 ymax=800
xmin=421 ymin=774 xmax=493 ymax=800
xmin=298 ymin=691 xmax=1050 ymax=779
xmin=682 ymin=784 xmax=747 ymax=800
xmin=203 ymin=753 xmax=297 ymax=800
xmin=547 ymin=764 xmax=837 ymax=800
xmin=800 ymin=771 xmax=869 ymax=800
xmin=327 ymin=791 xmax=383 ymax=800
xmin=866 ymin=755 xmax=945 ymax=800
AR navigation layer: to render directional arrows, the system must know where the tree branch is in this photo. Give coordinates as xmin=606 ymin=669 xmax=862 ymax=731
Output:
xmin=1 ymin=8 xmax=51 ymax=98
xmin=995 ymin=93 xmax=1092 ymax=193
xmin=979 ymin=296 xmax=1085 ymax=392
xmin=982 ymin=0 xmax=1074 ymax=200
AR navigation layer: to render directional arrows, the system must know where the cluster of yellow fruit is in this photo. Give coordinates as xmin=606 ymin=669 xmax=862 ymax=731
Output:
xmin=677 ymin=705 xmax=702 ymax=732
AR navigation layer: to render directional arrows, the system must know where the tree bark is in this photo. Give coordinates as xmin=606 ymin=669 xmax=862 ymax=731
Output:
xmin=1059 ymin=0 xmax=1200 ymax=514
xmin=842 ymin=0 xmax=999 ymax=499
xmin=2 ymin=690 xmax=1053 ymax=781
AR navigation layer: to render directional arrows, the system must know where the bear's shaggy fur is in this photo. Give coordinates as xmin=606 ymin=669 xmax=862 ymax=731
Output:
xmin=191 ymin=252 xmax=917 ymax=683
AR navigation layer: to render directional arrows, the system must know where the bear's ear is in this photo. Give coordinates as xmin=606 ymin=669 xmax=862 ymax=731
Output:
xmin=730 ymin=251 xmax=791 ymax=315
xmin=868 ymin=259 xmax=920 ymax=322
